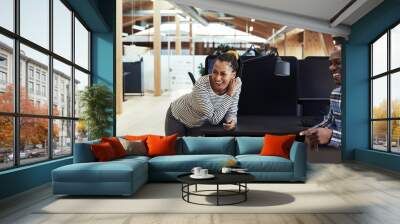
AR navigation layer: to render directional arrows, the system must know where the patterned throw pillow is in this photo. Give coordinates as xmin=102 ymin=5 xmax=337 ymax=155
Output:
xmin=118 ymin=137 xmax=147 ymax=156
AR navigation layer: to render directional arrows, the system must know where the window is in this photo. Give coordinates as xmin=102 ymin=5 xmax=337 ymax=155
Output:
xmin=19 ymin=117 xmax=49 ymax=165
xmin=0 ymin=116 xmax=13 ymax=170
xmin=0 ymin=35 xmax=13 ymax=113
xmin=53 ymin=59 xmax=72 ymax=117
xmin=0 ymin=54 xmax=8 ymax=89
xmin=53 ymin=0 xmax=72 ymax=60
xmin=371 ymin=23 xmax=400 ymax=154
xmin=0 ymin=72 xmax=6 ymax=85
xmin=0 ymin=54 xmax=7 ymax=67
xmin=53 ymin=119 xmax=72 ymax=158
xmin=0 ymin=0 xmax=14 ymax=31
xmin=0 ymin=1 xmax=91 ymax=170
xmin=74 ymin=69 xmax=89 ymax=118
xmin=28 ymin=81 xmax=34 ymax=94
xmin=28 ymin=67 xmax=34 ymax=80
xmin=42 ymin=85 xmax=46 ymax=97
xmin=35 ymin=70 xmax=41 ymax=81
xmin=20 ymin=0 xmax=49 ymax=48
xmin=36 ymin=83 xmax=40 ymax=95
xmin=75 ymin=18 xmax=89 ymax=70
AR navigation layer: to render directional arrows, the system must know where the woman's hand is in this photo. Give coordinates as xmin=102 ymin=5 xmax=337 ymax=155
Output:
xmin=223 ymin=118 xmax=236 ymax=131
xmin=226 ymin=78 xmax=237 ymax=97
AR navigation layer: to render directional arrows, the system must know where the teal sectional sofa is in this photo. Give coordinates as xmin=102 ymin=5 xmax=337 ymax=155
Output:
xmin=52 ymin=137 xmax=306 ymax=196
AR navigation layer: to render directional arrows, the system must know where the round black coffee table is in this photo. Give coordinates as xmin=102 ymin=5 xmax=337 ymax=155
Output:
xmin=177 ymin=173 xmax=255 ymax=206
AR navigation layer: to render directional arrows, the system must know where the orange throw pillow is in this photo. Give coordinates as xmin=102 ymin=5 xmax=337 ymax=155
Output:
xmin=259 ymin=134 xmax=296 ymax=159
xmin=146 ymin=134 xmax=177 ymax=157
xmin=101 ymin=137 xmax=126 ymax=158
xmin=124 ymin=135 xmax=150 ymax=141
xmin=91 ymin=142 xmax=118 ymax=162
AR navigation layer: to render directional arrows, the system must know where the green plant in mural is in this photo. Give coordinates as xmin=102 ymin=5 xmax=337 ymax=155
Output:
xmin=198 ymin=63 xmax=207 ymax=76
xmin=213 ymin=44 xmax=235 ymax=55
xmin=79 ymin=84 xmax=113 ymax=140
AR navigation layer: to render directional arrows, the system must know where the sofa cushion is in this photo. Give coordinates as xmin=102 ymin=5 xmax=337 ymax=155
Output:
xmin=149 ymin=154 xmax=235 ymax=172
xmin=180 ymin=137 xmax=235 ymax=155
xmin=235 ymin=137 xmax=263 ymax=155
xmin=115 ymin=155 xmax=150 ymax=163
xmin=236 ymin=155 xmax=293 ymax=172
xmin=53 ymin=158 xmax=147 ymax=183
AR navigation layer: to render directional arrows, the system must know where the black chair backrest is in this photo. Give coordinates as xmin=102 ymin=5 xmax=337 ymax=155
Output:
xmin=187 ymin=72 xmax=196 ymax=85
xmin=205 ymin=55 xmax=217 ymax=75
xmin=238 ymin=56 xmax=298 ymax=116
xmin=298 ymin=56 xmax=335 ymax=99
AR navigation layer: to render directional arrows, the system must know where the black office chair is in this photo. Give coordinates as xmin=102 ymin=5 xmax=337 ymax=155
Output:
xmin=188 ymin=72 xmax=196 ymax=85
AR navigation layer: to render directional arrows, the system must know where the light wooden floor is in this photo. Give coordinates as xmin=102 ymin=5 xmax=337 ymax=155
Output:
xmin=117 ymin=90 xmax=191 ymax=136
xmin=1 ymin=162 xmax=400 ymax=224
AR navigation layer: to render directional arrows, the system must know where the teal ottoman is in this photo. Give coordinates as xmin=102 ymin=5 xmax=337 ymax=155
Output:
xmin=52 ymin=156 xmax=148 ymax=196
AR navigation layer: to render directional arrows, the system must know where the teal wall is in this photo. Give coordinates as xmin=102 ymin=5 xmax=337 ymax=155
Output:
xmin=92 ymin=32 xmax=115 ymax=135
xmin=344 ymin=0 xmax=400 ymax=170
xmin=0 ymin=158 xmax=72 ymax=199
xmin=0 ymin=0 xmax=116 ymax=200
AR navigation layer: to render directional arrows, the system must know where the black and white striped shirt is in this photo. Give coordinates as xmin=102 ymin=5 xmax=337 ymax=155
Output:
xmin=170 ymin=75 xmax=242 ymax=128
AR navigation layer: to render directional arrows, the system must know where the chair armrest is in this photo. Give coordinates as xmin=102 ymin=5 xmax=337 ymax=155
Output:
xmin=73 ymin=140 xmax=99 ymax=163
xmin=289 ymin=141 xmax=307 ymax=181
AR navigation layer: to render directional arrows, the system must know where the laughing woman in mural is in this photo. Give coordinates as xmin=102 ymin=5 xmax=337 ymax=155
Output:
xmin=165 ymin=52 xmax=242 ymax=136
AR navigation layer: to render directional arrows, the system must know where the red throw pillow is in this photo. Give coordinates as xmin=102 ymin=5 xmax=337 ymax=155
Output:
xmin=91 ymin=142 xmax=118 ymax=162
xmin=259 ymin=134 xmax=296 ymax=159
xmin=101 ymin=137 xmax=126 ymax=158
xmin=146 ymin=134 xmax=177 ymax=157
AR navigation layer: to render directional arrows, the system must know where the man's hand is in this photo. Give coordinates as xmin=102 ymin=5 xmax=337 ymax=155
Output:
xmin=223 ymin=118 xmax=236 ymax=131
xmin=299 ymin=128 xmax=333 ymax=145
xmin=226 ymin=78 xmax=237 ymax=97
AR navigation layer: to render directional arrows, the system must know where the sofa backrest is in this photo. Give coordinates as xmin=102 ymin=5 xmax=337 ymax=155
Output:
xmin=179 ymin=136 xmax=235 ymax=155
xmin=235 ymin=137 xmax=263 ymax=155
xmin=74 ymin=140 xmax=100 ymax=163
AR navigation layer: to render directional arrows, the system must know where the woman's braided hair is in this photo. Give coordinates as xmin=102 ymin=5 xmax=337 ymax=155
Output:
xmin=216 ymin=50 xmax=239 ymax=73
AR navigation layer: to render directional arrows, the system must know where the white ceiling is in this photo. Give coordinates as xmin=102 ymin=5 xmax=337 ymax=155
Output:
xmin=169 ymin=0 xmax=384 ymax=37
xmin=225 ymin=0 xmax=352 ymax=22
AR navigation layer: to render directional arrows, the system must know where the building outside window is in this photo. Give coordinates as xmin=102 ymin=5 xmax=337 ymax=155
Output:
xmin=42 ymin=85 xmax=46 ymax=97
xmin=36 ymin=83 xmax=40 ymax=95
xmin=0 ymin=54 xmax=7 ymax=67
xmin=41 ymin=73 xmax=46 ymax=83
xmin=0 ymin=71 xmax=6 ymax=85
xmin=35 ymin=70 xmax=40 ymax=81
xmin=28 ymin=81 xmax=34 ymax=94
xmin=0 ymin=54 xmax=7 ymax=88
xmin=28 ymin=66 xmax=34 ymax=80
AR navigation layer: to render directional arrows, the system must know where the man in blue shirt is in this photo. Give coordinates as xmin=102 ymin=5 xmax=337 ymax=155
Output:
xmin=300 ymin=49 xmax=342 ymax=149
